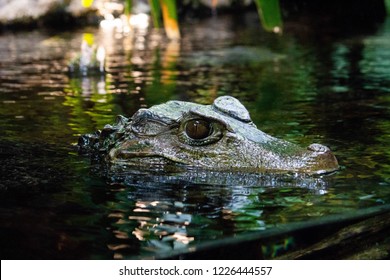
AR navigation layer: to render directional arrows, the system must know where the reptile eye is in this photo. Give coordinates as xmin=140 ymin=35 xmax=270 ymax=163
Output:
xmin=185 ymin=119 xmax=211 ymax=140
xmin=178 ymin=116 xmax=224 ymax=146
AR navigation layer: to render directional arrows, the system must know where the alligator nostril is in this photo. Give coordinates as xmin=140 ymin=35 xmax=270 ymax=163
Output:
xmin=307 ymin=143 xmax=330 ymax=153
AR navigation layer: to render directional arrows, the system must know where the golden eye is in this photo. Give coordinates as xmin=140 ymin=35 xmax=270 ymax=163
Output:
xmin=184 ymin=119 xmax=212 ymax=140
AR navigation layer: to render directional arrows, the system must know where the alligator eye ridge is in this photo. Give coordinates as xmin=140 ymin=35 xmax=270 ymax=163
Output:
xmin=185 ymin=119 xmax=212 ymax=140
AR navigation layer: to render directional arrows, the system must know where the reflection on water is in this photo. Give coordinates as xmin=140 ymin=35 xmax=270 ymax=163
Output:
xmin=361 ymin=18 xmax=390 ymax=87
xmin=102 ymin=169 xmax=334 ymax=258
xmin=68 ymin=33 xmax=106 ymax=76
xmin=1 ymin=12 xmax=390 ymax=259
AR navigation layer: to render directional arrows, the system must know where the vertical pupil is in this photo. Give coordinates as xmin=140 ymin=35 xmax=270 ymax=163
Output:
xmin=185 ymin=119 xmax=211 ymax=139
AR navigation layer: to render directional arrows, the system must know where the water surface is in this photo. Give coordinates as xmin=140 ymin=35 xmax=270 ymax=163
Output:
xmin=1 ymin=12 xmax=390 ymax=259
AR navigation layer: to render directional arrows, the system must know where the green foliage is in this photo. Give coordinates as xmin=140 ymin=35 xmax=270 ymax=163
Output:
xmin=162 ymin=0 xmax=179 ymax=21
xmin=149 ymin=0 xmax=162 ymax=27
xmin=146 ymin=0 xmax=284 ymax=38
xmin=89 ymin=0 xmax=285 ymax=34
xmin=254 ymin=0 xmax=283 ymax=33
xmin=386 ymin=0 xmax=390 ymax=14
xmin=124 ymin=0 xmax=132 ymax=16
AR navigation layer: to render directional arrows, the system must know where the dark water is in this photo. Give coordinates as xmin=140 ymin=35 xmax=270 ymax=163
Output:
xmin=1 ymin=12 xmax=390 ymax=259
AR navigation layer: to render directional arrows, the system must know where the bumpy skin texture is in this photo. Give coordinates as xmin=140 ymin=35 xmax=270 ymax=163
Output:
xmin=79 ymin=96 xmax=339 ymax=174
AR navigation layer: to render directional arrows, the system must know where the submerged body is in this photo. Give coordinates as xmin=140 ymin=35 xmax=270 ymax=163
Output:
xmin=79 ymin=96 xmax=339 ymax=174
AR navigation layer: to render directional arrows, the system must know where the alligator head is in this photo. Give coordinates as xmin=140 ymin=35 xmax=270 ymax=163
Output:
xmin=79 ymin=96 xmax=339 ymax=174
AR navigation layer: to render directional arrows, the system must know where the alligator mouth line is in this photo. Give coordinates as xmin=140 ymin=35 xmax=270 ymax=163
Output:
xmin=112 ymin=150 xmax=339 ymax=175
xmin=112 ymin=150 xmax=188 ymax=166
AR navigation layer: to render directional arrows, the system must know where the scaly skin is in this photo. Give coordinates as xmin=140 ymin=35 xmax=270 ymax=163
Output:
xmin=79 ymin=96 xmax=339 ymax=174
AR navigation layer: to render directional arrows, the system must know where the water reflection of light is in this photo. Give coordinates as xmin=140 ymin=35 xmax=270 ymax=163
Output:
xmin=79 ymin=76 xmax=107 ymax=96
xmin=96 ymin=46 xmax=106 ymax=72
xmin=133 ymin=208 xmax=150 ymax=213
xmin=273 ymin=26 xmax=282 ymax=34
xmin=110 ymin=199 xmax=195 ymax=251
xmin=69 ymin=33 xmax=106 ymax=77
xmin=100 ymin=15 xmax=125 ymax=30
xmin=113 ymin=230 xmax=129 ymax=239
xmin=132 ymin=227 xmax=146 ymax=241
xmin=107 ymin=244 xmax=130 ymax=251
xmin=169 ymin=232 xmax=194 ymax=245
xmin=361 ymin=18 xmax=390 ymax=86
xmin=136 ymin=201 xmax=159 ymax=208
xmin=128 ymin=215 xmax=152 ymax=221
xmin=129 ymin=13 xmax=150 ymax=29
xmin=100 ymin=12 xmax=149 ymax=32
xmin=79 ymin=40 xmax=94 ymax=75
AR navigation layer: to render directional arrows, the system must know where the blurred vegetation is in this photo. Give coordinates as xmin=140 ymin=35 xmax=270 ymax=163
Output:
xmin=254 ymin=0 xmax=282 ymax=33
xmin=156 ymin=0 xmax=281 ymax=37
xmin=116 ymin=0 xmax=282 ymax=39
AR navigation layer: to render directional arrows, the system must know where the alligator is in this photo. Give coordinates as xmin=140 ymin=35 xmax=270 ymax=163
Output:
xmin=78 ymin=96 xmax=339 ymax=174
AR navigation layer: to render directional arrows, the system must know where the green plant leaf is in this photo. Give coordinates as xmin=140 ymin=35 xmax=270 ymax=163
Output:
xmin=160 ymin=0 xmax=180 ymax=40
xmin=254 ymin=0 xmax=283 ymax=33
xmin=124 ymin=0 xmax=132 ymax=16
xmin=149 ymin=0 xmax=162 ymax=28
